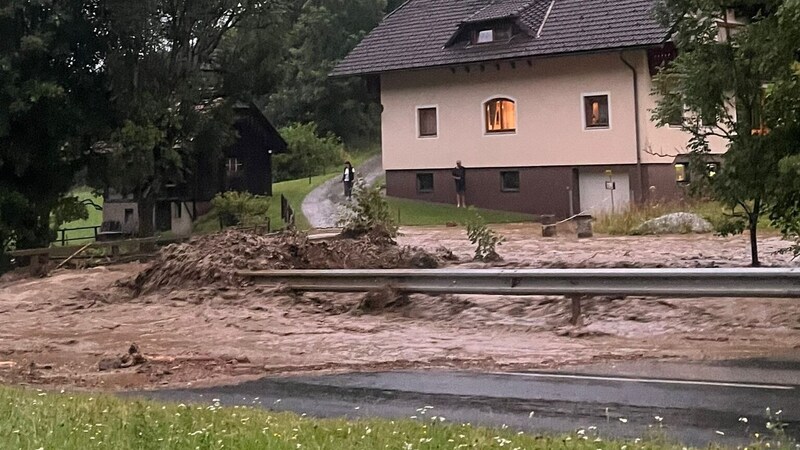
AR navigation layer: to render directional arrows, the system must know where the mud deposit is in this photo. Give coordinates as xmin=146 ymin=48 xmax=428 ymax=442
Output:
xmin=0 ymin=225 xmax=798 ymax=391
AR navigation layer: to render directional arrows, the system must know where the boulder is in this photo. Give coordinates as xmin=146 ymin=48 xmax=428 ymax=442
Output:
xmin=634 ymin=212 xmax=713 ymax=235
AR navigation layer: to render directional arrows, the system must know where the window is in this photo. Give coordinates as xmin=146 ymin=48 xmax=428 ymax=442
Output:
xmin=675 ymin=163 xmax=689 ymax=183
xmin=706 ymin=163 xmax=719 ymax=178
xmin=418 ymin=107 xmax=437 ymax=137
xmin=485 ymin=98 xmax=516 ymax=133
xmin=124 ymin=208 xmax=134 ymax=224
xmin=174 ymin=202 xmax=182 ymax=219
xmin=583 ymin=95 xmax=609 ymax=128
xmin=667 ymin=108 xmax=683 ymax=127
xmin=476 ymin=29 xmax=494 ymax=43
xmin=416 ymin=173 xmax=434 ymax=193
xmin=226 ymin=157 xmax=242 ymax=175
xmin=500 ymin=171 xmax=520 ymax=192
xmin=471 ymin=25 xmax=512 ymax=45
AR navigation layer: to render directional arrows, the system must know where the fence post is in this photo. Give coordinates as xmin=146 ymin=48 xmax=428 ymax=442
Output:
xmin=60 ymin=230 xmax=66 ymax=247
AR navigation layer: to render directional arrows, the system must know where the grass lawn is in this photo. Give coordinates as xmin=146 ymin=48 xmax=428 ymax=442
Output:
xmin=194 ymin=151 xmax=378 ymax=233
xmin=593 ymin=200 xmax=780 ymax=235
xmin=54 ymin=188 xmax=104 ymax=246
xmin=386 ymin=197 xmax=535 ymax=226
xmin=2 ymin=386 xmax=784 ymax=450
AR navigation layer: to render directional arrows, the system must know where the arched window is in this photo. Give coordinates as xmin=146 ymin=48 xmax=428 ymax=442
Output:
xmin=484 ymin=98 xmax=516 ymax=133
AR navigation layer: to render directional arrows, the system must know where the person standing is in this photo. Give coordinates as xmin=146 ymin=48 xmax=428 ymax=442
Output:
xmin=452 ymin=160 xmax=466 ymax=207
xmin=342 ymin=161 xmax=355 ymax=199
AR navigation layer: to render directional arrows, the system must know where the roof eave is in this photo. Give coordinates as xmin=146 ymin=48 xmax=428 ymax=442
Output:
xmin=330 ymin=40 xmax=670 ymax=78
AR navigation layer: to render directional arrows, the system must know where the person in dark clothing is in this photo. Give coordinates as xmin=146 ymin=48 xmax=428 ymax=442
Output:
xmin=452 ymin=160 xmax=466 ymax=207
xmin=342 ymin=161 xmax=356 ymax=199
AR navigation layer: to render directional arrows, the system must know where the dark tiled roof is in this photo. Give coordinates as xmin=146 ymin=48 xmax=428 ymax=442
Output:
xmin=331 ymin=0 xmax=668 ymax=76
xmin=465 ymin=0 xmax=534 ymax=23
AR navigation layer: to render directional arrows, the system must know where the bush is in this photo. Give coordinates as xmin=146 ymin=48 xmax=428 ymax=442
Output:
xmin=466 ymin=210 xmax=505 ymax=261
xmin=337 ymin=179 xmax=398 ymax=239
xmin=211 ymin=191 xmax=270 ymax=228
xmin=274 ymin=122 xmax=344 ymax=182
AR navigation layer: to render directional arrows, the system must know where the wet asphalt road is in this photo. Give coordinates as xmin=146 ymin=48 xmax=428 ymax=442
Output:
xmin=138 ymin=358 xmax=800 ymax=447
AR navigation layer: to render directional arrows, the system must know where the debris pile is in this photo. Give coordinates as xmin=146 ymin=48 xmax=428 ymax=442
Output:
xmin=128 ymin=230 xmax=445 ymax=295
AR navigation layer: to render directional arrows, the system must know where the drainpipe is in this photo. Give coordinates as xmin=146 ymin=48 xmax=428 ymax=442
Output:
xmin=619 ymin=51 xmax=646 ymax=204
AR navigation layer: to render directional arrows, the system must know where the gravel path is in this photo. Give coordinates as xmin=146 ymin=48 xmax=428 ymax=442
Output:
xmin=302 ymin=155 xmax=384 ymax=228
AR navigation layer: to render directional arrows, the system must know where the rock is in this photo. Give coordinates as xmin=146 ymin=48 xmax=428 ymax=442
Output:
xmin=410 ymin=251 xmax=438 ymax=269
xmin=98 ymin=343 xmax=147 ymax=372
xmin=542 ymin=225 xmax=557 ymax=237
xmin=633 ymin=212 xmax=713 ymax=235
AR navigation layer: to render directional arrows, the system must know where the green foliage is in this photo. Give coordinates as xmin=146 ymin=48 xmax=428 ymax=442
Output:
xmin=337 ymin=179 xmax=398 ymax=238
xmin=274 ymin=122 xmax=345 ymax=181
xmin=651 ymin=0 xmax=800 ymax=265
xmin=211 ymin=191 xmax=271 ymax=228
xmin=87 ymin=0 xmax=278 ymax=237
xmin=466 ymin=210 xmax=505 ymax=261
xmin=232 ymin=0 xmax=386 ymax=147
xmin=51 ymin=196 xmax=91 ymax=232
xmin=0 ymin=0 xmax=109 ymax=266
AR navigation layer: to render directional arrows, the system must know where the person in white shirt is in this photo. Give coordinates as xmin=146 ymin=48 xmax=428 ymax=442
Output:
xmin=342 ymin=161 xmax=355 ymax=199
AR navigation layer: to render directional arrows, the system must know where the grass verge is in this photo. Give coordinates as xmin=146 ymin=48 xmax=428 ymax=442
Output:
xmin=3 ymin=386 xmax=789 ymax=450
xmin=194 ymin=151 xmax=378 ymax=233
xmin=386 ymin=197 xmax=535 ymax=226
xmin=593 ymin=201 xmax=779 ymax=236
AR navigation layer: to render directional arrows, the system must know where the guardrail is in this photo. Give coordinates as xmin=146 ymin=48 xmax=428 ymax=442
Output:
xmin=238 ymin=268 xmax=800 ymax=324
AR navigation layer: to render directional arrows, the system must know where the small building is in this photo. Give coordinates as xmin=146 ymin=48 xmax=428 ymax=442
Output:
xmin=332 ymin=0 xmax=729 ymax=217
xmin=102 ymin=103 xmax=288 ymax=236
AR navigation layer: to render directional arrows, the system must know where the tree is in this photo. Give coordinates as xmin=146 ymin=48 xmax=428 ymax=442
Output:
xmin=651 ymin=0 xmax=800 ymax=266
xmin=0 ymin=0 xmax=109 ymax=266
xmin=266 ymin=0 xmax=385 ymax=147
xmin=273 ymin=122 xmax=344 ymax=181
xmin=91 ymin=0 xmax=281 ymax=237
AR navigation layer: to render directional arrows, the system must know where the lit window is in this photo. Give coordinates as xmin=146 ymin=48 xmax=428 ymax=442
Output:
xmin=500 ymin=171 xmax=520 ymax=192
xmin=418 ymin=107 xmax=437 ymax=137
xmin=485 ymin=98 xmax=516 ymax=133
xmin=675 ymin=163 xmax=689 ymax=183
xmin=583 ymin=95 xmax=609 ymax=128
xmin=416 ymin=173 xmax=434 ymax=193
xmin=706 ymin=163 xmax=719 ymax=177
xmin=226 ymin=157 xmax=242 ymax=175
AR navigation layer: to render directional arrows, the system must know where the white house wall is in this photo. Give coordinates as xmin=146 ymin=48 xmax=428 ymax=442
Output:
xmin=380 ymin=51 xmax=727 ymax=171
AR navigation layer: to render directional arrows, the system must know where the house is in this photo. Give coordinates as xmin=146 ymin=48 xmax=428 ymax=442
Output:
xmin=102 ymin=103 xmax=288 ymax=236
xmin=332 ymin=0 xmax=729 ymax=218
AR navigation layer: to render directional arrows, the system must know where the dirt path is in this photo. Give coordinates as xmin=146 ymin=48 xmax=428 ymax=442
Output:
xmin=302 ymin=155 xmax=383 ymax=228
xmin=0 ymin=227 xmax=798 ymax=392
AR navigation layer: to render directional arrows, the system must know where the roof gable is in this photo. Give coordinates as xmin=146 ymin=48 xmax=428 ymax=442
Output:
xmin=332 ymin=0 xmax=668 ymax=76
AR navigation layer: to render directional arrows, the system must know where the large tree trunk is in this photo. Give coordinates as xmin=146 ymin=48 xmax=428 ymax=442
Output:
xmin=137 ymin=195 xmax=156 ymax=238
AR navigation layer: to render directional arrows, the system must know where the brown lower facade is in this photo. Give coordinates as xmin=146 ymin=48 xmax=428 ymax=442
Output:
xmin=386 ymin=163 xmax=686 ymax=219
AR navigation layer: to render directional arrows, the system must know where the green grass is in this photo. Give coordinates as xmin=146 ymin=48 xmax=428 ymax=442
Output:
xmin=593 ymin=200 xmax=779 ymax=235
xmin=54 ymin=188 xmax=104 ymax=246
xmin=3 ymin=386 xmax=790 ymax=450
xmin=386 ymin=197 xmax=535 ymax=226
xmin=194 ymin=150 xmax=378 ymax=233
